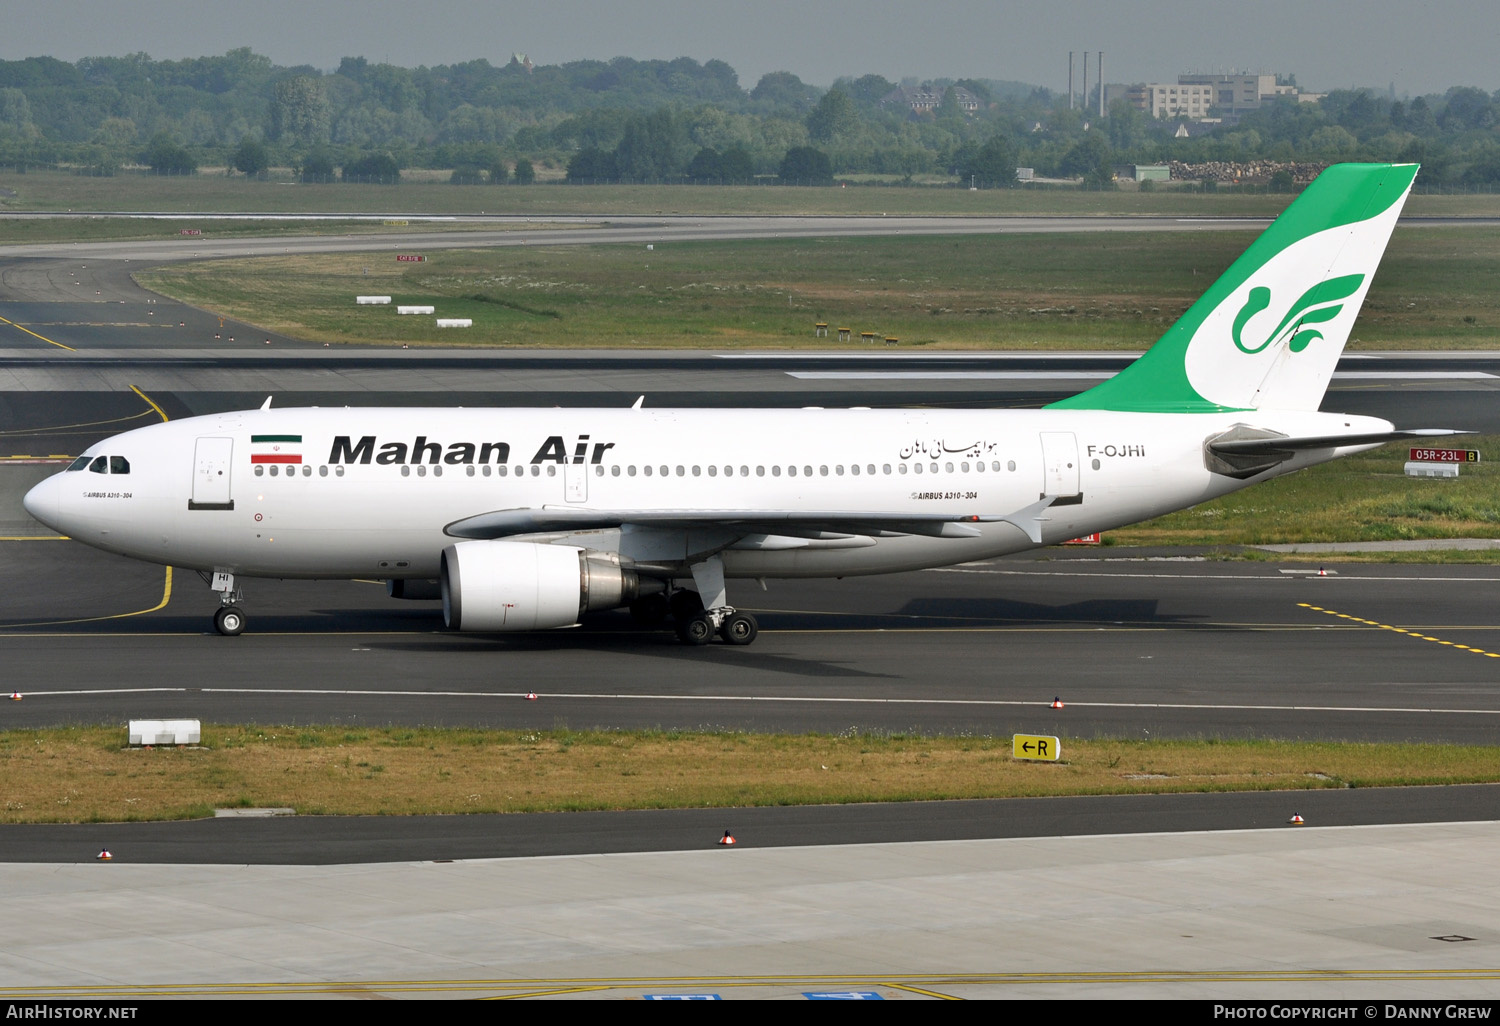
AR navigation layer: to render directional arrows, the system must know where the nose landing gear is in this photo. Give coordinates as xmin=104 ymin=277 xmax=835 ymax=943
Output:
xmin=213 ymin=605 xmax=246 ymax=636
xmin=202 ymin=570 xmax=247 ymax=636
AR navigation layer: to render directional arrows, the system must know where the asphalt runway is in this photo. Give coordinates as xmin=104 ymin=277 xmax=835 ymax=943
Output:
xmin=3 ymin=538 xmax=1498 ymax=744
xmin=0 ymin=213 xmax=1275 ymax=268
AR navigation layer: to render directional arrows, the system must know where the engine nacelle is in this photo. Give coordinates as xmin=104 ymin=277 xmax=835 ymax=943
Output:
xmin=440 ymin=540 xmax=647 ymax=631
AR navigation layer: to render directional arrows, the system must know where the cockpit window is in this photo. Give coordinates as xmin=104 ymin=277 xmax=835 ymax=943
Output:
xmin=88 ymin=456 xmax=108 ymax=474
xmin=66 ymin=456 xmax=90 ymax=472
xmin=109 ymin=456 xmax=130 ymax=475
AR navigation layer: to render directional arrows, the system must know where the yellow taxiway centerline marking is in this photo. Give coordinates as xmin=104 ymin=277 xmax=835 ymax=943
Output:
xmin=0 ymin=313 xmax=75 ymax=351
xmin=131 ymin=384 xmax=169 ymax=423
xmin=0 ymin=408 xmax=158 ymax=439
xmin=0 ymin=567 xmax=171 ymax=628
xmin=1299 ymin=602 xmax=1500 ymax=657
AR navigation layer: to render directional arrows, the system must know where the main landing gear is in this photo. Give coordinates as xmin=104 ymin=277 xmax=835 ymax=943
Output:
xmin=661 ymin=554 xmax=760 ymax=647
xmin=202 ymin=570 xmax=246 ymax=636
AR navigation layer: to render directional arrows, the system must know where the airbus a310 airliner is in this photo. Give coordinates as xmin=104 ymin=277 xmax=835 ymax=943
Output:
xmin=24 ymin=163 xmax=1460 ymax=645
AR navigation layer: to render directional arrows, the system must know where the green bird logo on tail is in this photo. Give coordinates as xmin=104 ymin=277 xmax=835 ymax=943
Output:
xmin=1231 ymin=273 xmax=1366 ymax=355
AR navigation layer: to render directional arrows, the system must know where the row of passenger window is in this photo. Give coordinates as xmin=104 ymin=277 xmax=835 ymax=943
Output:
xmin=255 ymin=464 xmax=340 ymax=477
xmin=253 ymin=459 xmax=1022 ymax=480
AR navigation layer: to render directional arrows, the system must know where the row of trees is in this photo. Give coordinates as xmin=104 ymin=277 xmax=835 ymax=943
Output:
xmin=3 ymin=49 xmax=1500 ymax=186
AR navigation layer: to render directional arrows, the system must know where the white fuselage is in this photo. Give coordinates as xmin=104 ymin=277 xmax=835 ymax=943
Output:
xmin=23 ymin=405 xmax=1392 ymax=582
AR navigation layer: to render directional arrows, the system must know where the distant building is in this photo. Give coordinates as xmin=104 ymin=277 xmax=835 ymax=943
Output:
xmin=1177 ymin=73 xmax=1278 ymax=113
xmin=510 ymin=53 xmax=534 ymax=74
xmin=1127 ymin=82 xmax=1217 ymax=119
xmin=1115 ymin=164 xmax=1170 ymax=182
xmin=1126 ymin=72 xmax=1319 ymax=120
xmin=880 ymin=84 xmax=982 ymax=115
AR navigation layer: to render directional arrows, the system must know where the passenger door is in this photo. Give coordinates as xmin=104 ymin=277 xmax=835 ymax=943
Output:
xmin=189 ymin=437 xmax=235 ymax=511
xmin=1039 ymin=431 xmax=1082 ymax=504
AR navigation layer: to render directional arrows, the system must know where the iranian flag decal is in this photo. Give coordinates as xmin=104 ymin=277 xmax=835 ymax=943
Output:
xmin=251 ymin=434 xmax=303 ymax=464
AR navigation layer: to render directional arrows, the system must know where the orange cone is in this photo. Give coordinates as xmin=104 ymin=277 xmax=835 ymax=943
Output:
xmin=718 ymin=830 xmax=736 ymax=846
xmin=96 ymin=850 xmax=112 ymax=861
xmin=1050 ymin=697 xmax=1065 ymax=709
xmin=8 ymin=691 xmax=19 ymax=701
xmin=1317 ymin=567 xmax=1327 ymax=576
xmin=1288 ymin=814 xmax=1305 ymax=825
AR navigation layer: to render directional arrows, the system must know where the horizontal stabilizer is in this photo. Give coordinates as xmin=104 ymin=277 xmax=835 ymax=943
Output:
xmin=1208 ymin=428 xmax=1470 ymax=456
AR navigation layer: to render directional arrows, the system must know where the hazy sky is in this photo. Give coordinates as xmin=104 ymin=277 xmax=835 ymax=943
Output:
xmin=3 ymin=1 xmax=1495 ymax=98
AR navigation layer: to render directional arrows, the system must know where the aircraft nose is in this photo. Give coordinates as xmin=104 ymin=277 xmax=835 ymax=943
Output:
xmin=22 ymin=474 xmax=60 ymax=532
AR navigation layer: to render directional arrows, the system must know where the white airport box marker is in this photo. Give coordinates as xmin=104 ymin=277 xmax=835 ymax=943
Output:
xmin=397 ymin=305 xmax=435 ymax=315
xmin=355 ymin=296 xmax=392 ymax=305
xmin=1405 ymin=461 xmax=1459 ymax=478
xmin=435 ymin=318 xmax=473 ymax=328
xmin=129 ymin=719 xmax=201 ymax=746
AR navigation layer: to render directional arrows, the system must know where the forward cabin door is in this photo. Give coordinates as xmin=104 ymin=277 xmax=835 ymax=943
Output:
xmin=1039 ymin=431 xmax=1082 ymax=504
xmin=189 ymin=437 xmax=235 ymax=511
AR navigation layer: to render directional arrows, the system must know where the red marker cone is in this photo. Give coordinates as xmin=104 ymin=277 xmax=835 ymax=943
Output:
xmin=96 ymin=850 xmax=112 ymax=861
xmin=1317 ymin=567 xmax=1327 ymax=576
xmin=524 ymin=692 xmax=538 ymax=701
xmin=1288 ymin=814 xmax=1305 ymax=825
xmin=718 ymin=830 xmax=736 ymax=846
xmin=1050 ymin=697 xmax=1065 ymax=709
xmin=8 ymin=691 xmax=19 ymax=701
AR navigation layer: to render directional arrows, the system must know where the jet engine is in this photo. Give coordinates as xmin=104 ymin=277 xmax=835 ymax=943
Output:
xmin=440 ymin=540 xmax=652 ymax=631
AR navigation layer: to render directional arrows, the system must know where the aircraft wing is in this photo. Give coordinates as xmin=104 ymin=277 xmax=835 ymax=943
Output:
xmin=445 ymin=498 xmax=1060 ymax=544
xmin=1207 ymin=427 xmax=1470 ymax=455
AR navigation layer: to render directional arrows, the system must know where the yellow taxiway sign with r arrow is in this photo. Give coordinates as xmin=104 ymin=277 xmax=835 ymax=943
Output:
xmin=1013 ymin=734 xmax=1060 ymax=761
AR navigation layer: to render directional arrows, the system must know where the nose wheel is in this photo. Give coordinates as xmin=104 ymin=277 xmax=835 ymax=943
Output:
xmin=213 ymin=606 xmax=246 ymax=636
xmin=201 ymin=570 xmax=247 ymax=636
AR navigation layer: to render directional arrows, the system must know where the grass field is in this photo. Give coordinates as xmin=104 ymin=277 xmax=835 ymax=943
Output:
xmin=7 ymin=168 xmax=1500 ymax=220
xmin=134 ymin=227 xmax=1500 ymax=350
xmin=5 ymin=726 xmax=1497 ymax=824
